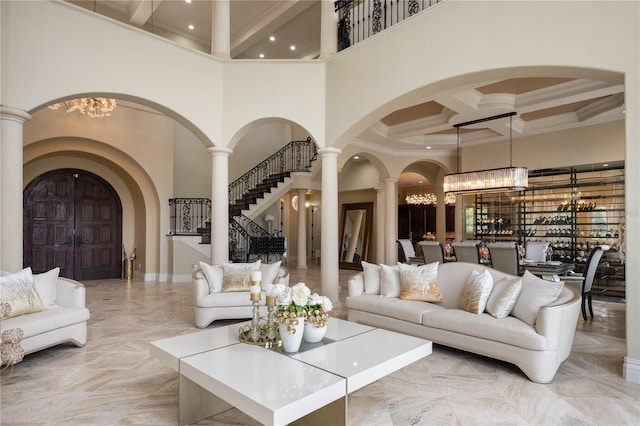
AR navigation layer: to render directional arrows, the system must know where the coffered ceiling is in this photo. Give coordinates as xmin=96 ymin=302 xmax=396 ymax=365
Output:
xmin=69 ymin=1 xmax=626 ymax=165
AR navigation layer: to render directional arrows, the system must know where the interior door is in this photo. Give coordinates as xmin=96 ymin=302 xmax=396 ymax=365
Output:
xmin=24 ymin=169 xmax=122 ymax=280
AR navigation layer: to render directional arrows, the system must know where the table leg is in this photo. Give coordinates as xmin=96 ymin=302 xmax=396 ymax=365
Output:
xmin=290 ymin=396 xmax=346 ymax=426
xmin=179 ymin=374 xmax=233 ymax=425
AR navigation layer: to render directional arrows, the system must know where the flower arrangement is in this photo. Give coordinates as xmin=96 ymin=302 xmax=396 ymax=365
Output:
xmin=270 ymin=282 xmax=333 ymax=333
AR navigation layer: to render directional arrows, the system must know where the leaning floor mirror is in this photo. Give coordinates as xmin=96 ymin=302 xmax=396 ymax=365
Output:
xmin=339 ymin=202 xmax=373 ymax=270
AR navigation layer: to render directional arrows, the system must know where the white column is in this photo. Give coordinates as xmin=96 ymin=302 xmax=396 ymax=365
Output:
xmin=208 ymin=147 xmax=233 ymax=265
xmin=375 ymin=186 xmax=385 ymax=264
xmin=319 ymin=147 xmax=341 ymax=301
xmin=1 ymin=107 xmax=31 ymax=272
xmin=383 ymin=178 xmax=398 ymax=264
xmin=296 ymin=189 xmax=308 ymax=270
xmin=319 ymin=0 xmax=338 ymax=59
xmin=436 ymin=186 xmax=446 ymax=243
xmin=211 ymin=0 xmax=230 ymax=59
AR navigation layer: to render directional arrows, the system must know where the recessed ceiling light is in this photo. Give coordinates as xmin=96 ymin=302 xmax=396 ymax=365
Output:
xmin=185 ymin=0 xmax=191 ymax=3
xmin=290 ymin=45 xmax=296 ymax=51
xmin=259 ymin=53 xmax=264 ymax=58
xmin=426 ymin=146 xmax=432 ymax=150
xmin=188 ymin=24 xmax=194 ymax=30
xmin=419 ymin=180 xmax=423 ymax=184
xmin=353 ymin=155 xmax=360 ymax=160
xmin=603 ymin=163 xmax=609 ymax=167
xmin=269 ymin=36 xmax=275 ymax=42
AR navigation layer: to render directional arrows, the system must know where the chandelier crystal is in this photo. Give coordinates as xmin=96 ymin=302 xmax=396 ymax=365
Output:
xmin=48 ymin=98 xmax=117 ymax=118
xmin=406 ymin=193 xmax=456 ymax=205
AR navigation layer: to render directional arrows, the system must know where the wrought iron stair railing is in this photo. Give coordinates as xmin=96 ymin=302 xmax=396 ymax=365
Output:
xmin=168 ymin=198 xmax=211 ymax=236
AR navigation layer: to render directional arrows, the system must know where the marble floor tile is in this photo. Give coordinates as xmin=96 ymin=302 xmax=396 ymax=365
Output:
xmin=1 ymin=264 xmax=639 ymax=425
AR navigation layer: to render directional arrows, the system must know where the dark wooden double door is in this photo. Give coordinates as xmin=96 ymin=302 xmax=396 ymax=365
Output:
xmin=23 ymin=170 xmax=122 ymax=280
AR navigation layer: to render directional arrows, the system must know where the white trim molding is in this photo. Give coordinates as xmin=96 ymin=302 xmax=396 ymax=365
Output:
xmin=624 ymin=356 xmax=640 ymax=383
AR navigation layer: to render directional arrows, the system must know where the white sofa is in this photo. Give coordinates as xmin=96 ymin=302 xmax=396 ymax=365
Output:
xmin=346 ymin=262 xmax=581 ymax=383
xmin=193 ymin=261 xmax=289 ymax=328
xmin=1 ymin=269 xmax=90 ymax=361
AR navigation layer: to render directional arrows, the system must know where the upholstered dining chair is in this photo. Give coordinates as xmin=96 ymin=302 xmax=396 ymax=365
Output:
xmin=563 ymin=245 xmax=609 ymax=320
xmin=524 ymin=241 xmax=550 ymax=263
xmin=450 ymin=240 xmax=481 ymax=264
xmin=418 ymin=241 xmax=445 ymax=264
xmin=487 ymin=241 xmax=521 ymax=276
xmin=396 ymin=239 xmax=424 ymax=264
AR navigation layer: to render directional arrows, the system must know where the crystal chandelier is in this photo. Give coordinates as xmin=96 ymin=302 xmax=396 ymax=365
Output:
xmin=48 ymin=98 xmax=117 ymax=118
xmin=406 ymin=193 xmax=456 ymax=205
xmin=444 ymin=112 xmax=528 ymax=194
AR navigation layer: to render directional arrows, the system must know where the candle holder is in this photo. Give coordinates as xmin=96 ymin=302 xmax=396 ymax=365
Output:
xmin=238 ymin=281 xmax=282 ymax=348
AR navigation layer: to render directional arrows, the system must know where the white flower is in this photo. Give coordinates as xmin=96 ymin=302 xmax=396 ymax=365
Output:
xmin=320 ymin=296 xmax=333 ymax=313
xmin=270 ymin=283 xmax=291 ymax=306
xmin=290 ymin=282 xmax=311 ymax=306
xmin=308 ymin=293 xmax=324 ymax=306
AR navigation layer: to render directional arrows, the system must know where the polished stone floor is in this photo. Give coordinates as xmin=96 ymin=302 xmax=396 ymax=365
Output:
xmin=1 ymin=264 xmax=639 ymax=425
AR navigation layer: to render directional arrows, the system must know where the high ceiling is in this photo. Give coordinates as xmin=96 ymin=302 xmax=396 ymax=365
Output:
xmin=69 ymin=0 xmax=626 ymax=186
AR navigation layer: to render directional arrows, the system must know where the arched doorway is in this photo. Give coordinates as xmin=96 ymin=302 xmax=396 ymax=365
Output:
xmin=23 ymin=169 xmax=123 ymax=280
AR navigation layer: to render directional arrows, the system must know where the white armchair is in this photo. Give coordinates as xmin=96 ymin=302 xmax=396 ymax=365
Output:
xmin=193 ymin=261 xmax=289 ymax=328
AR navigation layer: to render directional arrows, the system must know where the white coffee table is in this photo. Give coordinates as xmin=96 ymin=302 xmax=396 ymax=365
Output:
xmin=150 ymin=319 xmax=431 ymax=425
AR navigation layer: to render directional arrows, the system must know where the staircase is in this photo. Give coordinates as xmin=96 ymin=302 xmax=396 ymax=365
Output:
xmin=196 ymin=138 xmax=318 ymax=259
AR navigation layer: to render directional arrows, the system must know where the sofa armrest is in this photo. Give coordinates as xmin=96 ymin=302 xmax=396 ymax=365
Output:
xmin=192 ymin=269 xmax=210 ymax=300
xmin=535 ymin=286 xmax=581 ymax=351
xmin=275 ymin=267 xmax=290 ymax=286
xmin=348 ymin=272 xmax=365 ymax=297
xmin=56 ymin=277 xmax=86 ymax=308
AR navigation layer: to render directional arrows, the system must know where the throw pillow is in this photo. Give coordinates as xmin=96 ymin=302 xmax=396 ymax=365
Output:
xmin=222 ymin=260 xmax=261 ymax=292
xmin=361 ymin=261 xmax=381 ymax=294
xmin=485 ymin=276 xmax=522 ymax=318
xmin=34 ymin=267 xmax=60 ymax=307
xmin=380 ymin=264 xmax=401 ymax=298
xmin=511 ymin=270 xmax=564 ymax=327
xmin=199 ymin=261 xmax=224 ymax=293
xmin=0 ymin=268 xmax=44 ymax=318
xmin=458 ymin=269 xmax=493 ymax=314
xmin=260 ymin=260 xmax=282 ymax=286
xmin=398 ymin=262 xmax=442 ymax=302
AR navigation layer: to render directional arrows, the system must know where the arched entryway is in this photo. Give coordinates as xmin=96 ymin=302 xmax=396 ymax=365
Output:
xmin=23 ymin=169 xmax=123 ymax=280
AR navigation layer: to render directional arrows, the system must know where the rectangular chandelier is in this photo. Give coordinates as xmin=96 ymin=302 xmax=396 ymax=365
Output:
xmin=444 ymin=166 xmax=528 ymax=194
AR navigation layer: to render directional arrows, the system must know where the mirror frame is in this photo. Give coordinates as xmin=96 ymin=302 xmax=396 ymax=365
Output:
xmin=339 ymin=202 xmax=373 ymax=270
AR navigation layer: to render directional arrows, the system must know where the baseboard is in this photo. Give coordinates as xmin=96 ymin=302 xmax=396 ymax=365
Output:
xmin=624 ymin=356 xmax=640 ymax=383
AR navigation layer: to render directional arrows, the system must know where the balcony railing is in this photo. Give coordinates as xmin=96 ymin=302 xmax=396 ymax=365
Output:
xmin=168 ymin=198 xmax=211 ymax=235
xmin=336 ymin=0 xmax=442 ymax=51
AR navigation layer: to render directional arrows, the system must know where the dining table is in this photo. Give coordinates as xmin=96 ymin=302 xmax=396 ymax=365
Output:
xmin=522 ymin=261 xmax=575 ymax=277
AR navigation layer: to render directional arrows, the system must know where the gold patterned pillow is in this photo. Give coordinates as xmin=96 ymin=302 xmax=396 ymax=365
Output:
xmin=398 ymin=262 xmax=442 ymax=302
xmin=222 ymin=261 xmax=261 ymax=292
xmin=459 ymin=269 xmax=494 ymax=314
xmin=0 ymin=268 xmax=44 ymax=318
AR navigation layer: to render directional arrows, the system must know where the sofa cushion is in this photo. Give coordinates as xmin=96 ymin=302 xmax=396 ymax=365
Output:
xmin=362 ymin=261 xmax=381 ymax=294
xmin=0 ymin=268 xmax=44 ymax=319
xmin=260 ymin=261 xmax=282 ymax=287
xmin=398 ymin=262 xmax=442 ymax=302
xmin=422 ymin=309 xmax=547 ymax=351
xmin=486 ymin=276 xmax=522 ymax=318
xmin=0 ymin=306 xmax=90 ymax=339
xmin=34 ymin=267 xmax=60 ymax=307
xmin=222 ymin=261 xmax=261 ymax=292
xmin=197 ymin=291 xmax=263 ymax=308
xmin=458 ymin=269 xmax=493 ymax=314
xmin=511 ymin=271 xmax=564 ymax=327
xmin=199 ymin=262 xmax=224 ymax=293
xmin=347 ymin=294 xmax=445 ymax=324
xmin=380 ymin=264 xmax=400 ymax=297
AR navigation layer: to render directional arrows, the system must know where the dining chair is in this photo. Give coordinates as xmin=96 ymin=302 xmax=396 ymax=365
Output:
xmin=418 ymin=241 xmax=445 ymax=264
xmin=487 ymin=241 xmax=520 ymax=276
xmin=397 ymin=239 xmax=424 ymax=264
xmin=563 ymin=245 xmax=608 ymax=320
xmin=450 ymin=240 xmax=482 ymax=264
xmin=525 ymin=241 xmax=550 ymax=263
